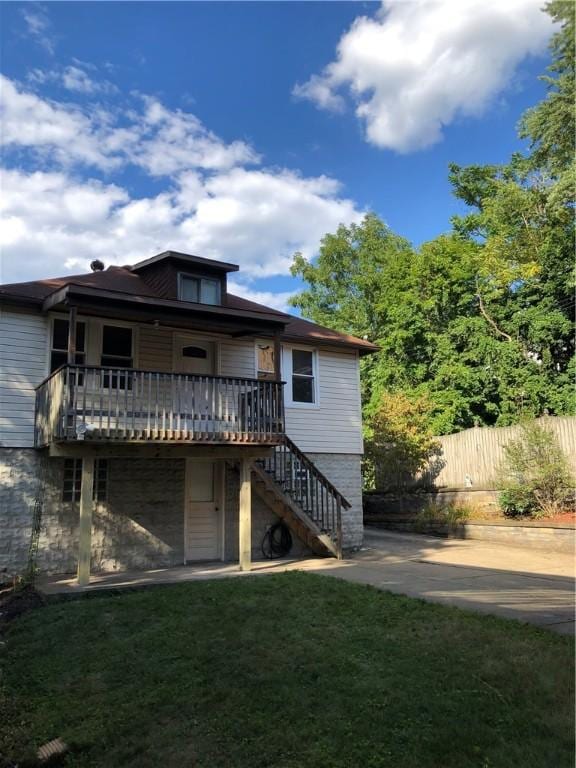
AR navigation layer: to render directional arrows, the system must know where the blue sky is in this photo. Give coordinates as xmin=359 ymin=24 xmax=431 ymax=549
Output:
xmin=0 ymin=1 xmax=555 ymax=309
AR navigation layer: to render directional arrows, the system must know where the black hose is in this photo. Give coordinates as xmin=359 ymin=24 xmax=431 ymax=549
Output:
xmin=261 ymin=521 xmax=293 ymax=559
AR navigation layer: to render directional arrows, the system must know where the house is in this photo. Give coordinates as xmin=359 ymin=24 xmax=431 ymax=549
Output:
xmin=0 ymin=251 xmax=377 ymax=584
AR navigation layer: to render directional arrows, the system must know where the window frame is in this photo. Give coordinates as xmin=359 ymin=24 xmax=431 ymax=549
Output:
xmin=100 ymin=323 xmax=134 ymax=369
xmin=62 ymin=458 xmax=108 ymax=503
xmin=178 ymin=272 xmax=222 ymax=306
xmin=99 ymin=322 xmax=135 ymax=389
xmin=284 ymin=345 xmax=319 ymax=408
xmin=49 ymin=316 xmax=87 ymax=373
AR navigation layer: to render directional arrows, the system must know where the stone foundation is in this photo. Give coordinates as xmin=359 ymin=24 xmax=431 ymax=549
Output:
xmin=1 ymin=449 xmax=364 ymax=578
xmin=306 ymin=453 xmax=364 ymax=550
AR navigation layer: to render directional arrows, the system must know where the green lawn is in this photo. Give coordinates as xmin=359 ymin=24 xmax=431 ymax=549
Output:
xmin=1 ymin=573 xmax=574 ymax=768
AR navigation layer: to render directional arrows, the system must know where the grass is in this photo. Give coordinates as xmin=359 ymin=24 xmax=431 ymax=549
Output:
xmin=415 ymin=501 xmax=472 ymax=530
xmin=1 ymin=573 xmax=574 ymax=768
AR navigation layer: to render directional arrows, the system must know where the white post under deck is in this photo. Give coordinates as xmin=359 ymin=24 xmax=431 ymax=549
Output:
xmin=77 ymin=456 xmax=94 ymax=586
xmin=238 ymin=458 xmax=252 ymax=571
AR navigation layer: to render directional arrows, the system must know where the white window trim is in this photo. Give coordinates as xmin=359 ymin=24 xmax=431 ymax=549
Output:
xmin=283 ymin=345 xmax=320 ymax=409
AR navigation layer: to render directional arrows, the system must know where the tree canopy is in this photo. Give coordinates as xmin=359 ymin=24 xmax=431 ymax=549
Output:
xmin=290 ymin=1 xmax=575 ymax=437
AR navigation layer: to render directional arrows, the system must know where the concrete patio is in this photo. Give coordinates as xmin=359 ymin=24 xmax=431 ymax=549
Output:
xmin=39 ymin=528 xmax=576 ymax=635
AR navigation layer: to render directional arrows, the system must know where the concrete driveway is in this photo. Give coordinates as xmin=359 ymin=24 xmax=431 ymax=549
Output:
xmin=320 ymin=528 xmax=575 ymax=635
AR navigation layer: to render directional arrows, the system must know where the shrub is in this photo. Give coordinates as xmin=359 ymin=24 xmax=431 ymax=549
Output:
xmin=364 ymin=392 xmax=441 ymax=491
xmin=415 ymin=502 xmax=471 ymax=531
xmin=497 ymin=486 xmax=538 ymax=518
xmin=496 ymin=421 xmax=574 ymax=518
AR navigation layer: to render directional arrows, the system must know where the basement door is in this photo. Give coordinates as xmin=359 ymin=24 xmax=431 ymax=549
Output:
xmin=184 ymin=460 xmax=223 ymax=562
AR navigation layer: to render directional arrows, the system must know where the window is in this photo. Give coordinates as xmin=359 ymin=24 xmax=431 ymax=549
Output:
xmin=179 ymin=274 xmax=221 ymax=305
xmin=182 ymin=345 xmax=208 ymax=359
xmin=62 ymin=458 xmax=108 ymax=502
xmin=62 ymin=458 xmax=82 ymax=502
xmin=101 ymin=325 xmax=133 ymax=368
xmin=291 ymin=349 xmax=316 ymax=404
xmin=50 ymin=318 xmax=85 ymax=372
xmin=257 ymin=344 xmax=276 ymax=380
xmin=101 ymin=325 xmax=133 ymax=388
xmin=94 ymin=459 xmax=109 ymax=502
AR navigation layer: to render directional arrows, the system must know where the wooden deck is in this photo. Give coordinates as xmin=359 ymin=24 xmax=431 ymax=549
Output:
xmin=35 ymin=364 xmax=285 ymax=446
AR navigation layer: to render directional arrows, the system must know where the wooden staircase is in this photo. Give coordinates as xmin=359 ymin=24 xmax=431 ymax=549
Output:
xmin=252 ymin=435 xmax=350 ymax=558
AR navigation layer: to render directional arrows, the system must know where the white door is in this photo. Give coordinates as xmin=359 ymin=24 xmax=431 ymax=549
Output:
xmin=174 ymin=336 xmax=214 ymax=375
xmin=185 ymin=460 xmax=222 ymax=561
xmin=174 ymin=336 xmax=216 ymax=429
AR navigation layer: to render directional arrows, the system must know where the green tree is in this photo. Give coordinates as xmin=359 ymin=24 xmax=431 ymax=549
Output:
xmin=290 ymin=0 xmax=574 ymax=443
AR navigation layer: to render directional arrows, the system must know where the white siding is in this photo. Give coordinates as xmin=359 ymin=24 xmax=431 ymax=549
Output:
xmin=284 ymin=347 xmax=363 ymax=454
xmin=0 ymin=309 xmax=49 ymax=447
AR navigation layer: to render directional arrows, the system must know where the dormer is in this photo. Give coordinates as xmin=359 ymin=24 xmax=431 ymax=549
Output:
xmin=130 ymin=250 xmax=239 ymax=305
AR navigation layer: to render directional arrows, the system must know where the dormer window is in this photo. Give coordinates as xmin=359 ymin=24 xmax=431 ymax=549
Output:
xmin=179 ymin=274 xmax=221 ymax=305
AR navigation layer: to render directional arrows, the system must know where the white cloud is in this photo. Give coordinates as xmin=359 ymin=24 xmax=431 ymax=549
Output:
xmin=0 ymin=71 xmax=363 ymax=303
xmin=0 ymin=166 xmax=361 ymax=288
xmin=294 ymin=0 xmax=554 ymax=152
xmin=130 ymin=97 xmax=260 ymax=176
xmin=227 ymin=281 xmax=295 ymax=313
xmin=62 ymin=65 xmax=117 ymax=95
xmin=21 ymin=6 xmax=55 ymax=54
xmin=0 ymin=75 xmax=117 ymax=169
xmin=0 ymin=75 xmax=258 ymax=175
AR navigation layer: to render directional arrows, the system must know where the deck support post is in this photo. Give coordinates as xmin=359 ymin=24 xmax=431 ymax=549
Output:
xmin=77 ymin=456 xmax=94 ymax=586
xmin=239 ymin=458 xmax=252 ymax=571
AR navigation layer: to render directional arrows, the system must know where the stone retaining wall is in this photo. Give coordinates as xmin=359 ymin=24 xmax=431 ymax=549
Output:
xmin=367 ymin=521 xmax=575 ymax=553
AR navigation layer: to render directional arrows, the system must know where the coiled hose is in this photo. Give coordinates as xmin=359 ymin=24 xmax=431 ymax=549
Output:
xmin=261 ymin=521 xmax=293 ymax=559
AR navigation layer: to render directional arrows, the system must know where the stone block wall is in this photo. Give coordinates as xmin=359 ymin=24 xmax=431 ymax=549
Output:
xmin=0 ymin=449 xmax=185 ymax=578
xmin=306 ymin=453 xmax=364 ymax=550
xmin=1 ymin=449 xmax=363 ymax=578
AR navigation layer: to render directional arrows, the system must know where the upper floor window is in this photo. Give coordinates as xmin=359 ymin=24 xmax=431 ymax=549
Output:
xmin=290 ymin=349 xmax=317 ymax=405
xmin=100 ymin=325 xmax=133 ymax=388
xmin=101 ymin=325 xmax=133 ymax=368
xmin=50 ymin=318 xmax=85 ymax=372
xmin=179 ymin=274 xmax=221 ymax=305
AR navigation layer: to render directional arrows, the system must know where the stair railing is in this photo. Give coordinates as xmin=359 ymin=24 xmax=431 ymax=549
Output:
xmin=258 ymin=435 xmax=350 ymax=557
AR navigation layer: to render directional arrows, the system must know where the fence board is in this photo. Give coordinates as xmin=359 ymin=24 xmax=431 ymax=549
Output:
xmin=375 ymin=417 xmax=576 ymax=491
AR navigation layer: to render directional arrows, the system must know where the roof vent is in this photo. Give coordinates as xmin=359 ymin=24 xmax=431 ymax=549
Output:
xmin=90 ymin=259 xmax=105 ymax=272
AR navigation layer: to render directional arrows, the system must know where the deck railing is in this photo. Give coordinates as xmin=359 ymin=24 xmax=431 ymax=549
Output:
xmin=35 ymin=365 xmax=285 ymax=446
xmin=257 ymin=435 xmax=349 ymax=556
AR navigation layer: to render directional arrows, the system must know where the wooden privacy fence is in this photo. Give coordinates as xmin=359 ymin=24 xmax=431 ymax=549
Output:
xmin=375 ymin=417 xmax=576 ymax=491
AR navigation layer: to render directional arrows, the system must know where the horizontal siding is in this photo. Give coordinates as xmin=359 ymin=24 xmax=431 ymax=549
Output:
xmin=1 ymin=308 xmax=364 ymax=453
xmin=0 ymin=309 xmax=48 ymax=447
xmin=138 ymin=327 xmax=173 ymax=371
xmin=285 ymin=348 xmax=363 ymax=454
xmin=220 ymin=340 xmax=255 ymax=378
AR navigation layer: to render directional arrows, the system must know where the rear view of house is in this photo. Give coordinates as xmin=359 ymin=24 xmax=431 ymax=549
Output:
xmin=0 ymin=251 xmax=377 ymax=584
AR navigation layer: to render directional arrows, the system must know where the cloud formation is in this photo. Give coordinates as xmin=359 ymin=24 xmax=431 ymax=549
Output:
xmin=21 ymin=6 xmax=55 ymax=54
xmin=0 ymin=72 xmax=362 ymax=291
xmin=294 ymin=0 xmax=554 ymax=152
